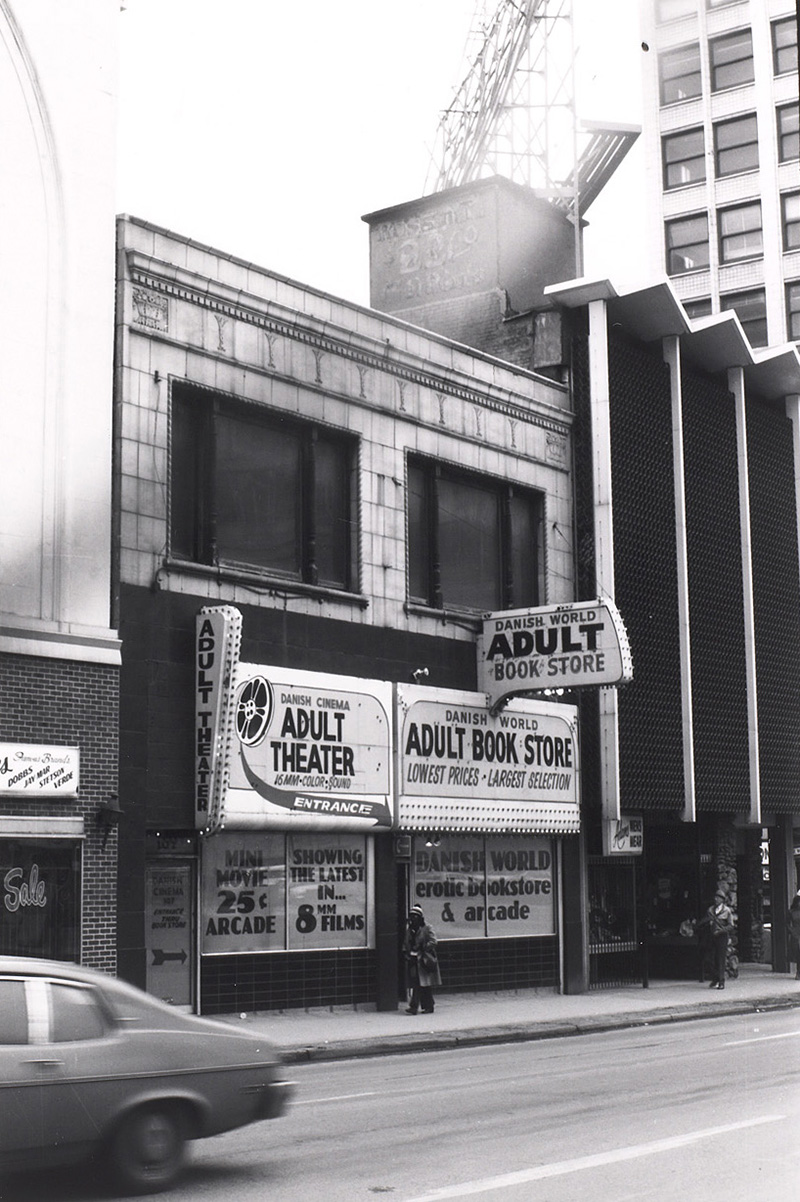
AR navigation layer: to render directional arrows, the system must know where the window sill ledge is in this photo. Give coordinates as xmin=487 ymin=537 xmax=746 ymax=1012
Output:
xmin=157 ymin=559 xmax=369 ymax=608
xmin=404 ymin=601 xmax=482 ymax=632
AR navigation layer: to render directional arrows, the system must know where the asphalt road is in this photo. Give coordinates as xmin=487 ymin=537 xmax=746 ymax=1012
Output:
xmin=6 ymin=1008 xmax=800 ymax=1202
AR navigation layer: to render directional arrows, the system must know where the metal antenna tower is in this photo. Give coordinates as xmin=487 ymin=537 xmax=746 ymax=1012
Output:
xmin=425 ymin=0 xmax=639 ymax=271
xmin=425 ymin=0 xmax=575 ymax=196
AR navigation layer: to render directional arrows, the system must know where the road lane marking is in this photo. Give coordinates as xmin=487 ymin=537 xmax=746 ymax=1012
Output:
xmin=401 ymin=1115 xmax=785 ymax=1200
xmin=294 ymin=1091 xmax=379 ymax=1105
xmin=725 ymin=1031 xmax=800 ymax=1046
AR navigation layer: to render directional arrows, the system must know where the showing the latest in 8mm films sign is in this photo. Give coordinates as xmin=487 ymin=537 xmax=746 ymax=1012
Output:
xmin=478 ymin=599 xmax=633 ymax=711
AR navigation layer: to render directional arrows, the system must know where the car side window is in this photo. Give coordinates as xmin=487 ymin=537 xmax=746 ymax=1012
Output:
xmin=50 ymin=983 xmax=107 ymax=1042
xmin=0 ymin=979 xmax=28 ymax=1043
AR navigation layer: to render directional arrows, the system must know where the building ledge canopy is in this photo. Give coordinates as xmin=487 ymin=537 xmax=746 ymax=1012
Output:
xmin=545 ymin=274 xmax=800 ymax=397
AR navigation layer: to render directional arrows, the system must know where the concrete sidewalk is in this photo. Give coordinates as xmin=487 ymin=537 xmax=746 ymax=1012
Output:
xmin=219 ymin=963 xmax=800 ymax=1064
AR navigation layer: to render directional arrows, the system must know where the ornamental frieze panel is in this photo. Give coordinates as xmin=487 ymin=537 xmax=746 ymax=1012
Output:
xmin=132 ymin=288 xmax=168 ymax=331
xmin=128 ymin=265 xmax=570 ymax=448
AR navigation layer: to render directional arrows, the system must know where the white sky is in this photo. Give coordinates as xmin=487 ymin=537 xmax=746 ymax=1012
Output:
xmin=117 ymin=0 xmax=647 ymax=307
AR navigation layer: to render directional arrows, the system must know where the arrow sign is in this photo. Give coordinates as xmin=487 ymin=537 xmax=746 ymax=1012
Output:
xmin=152 ymin=949 xmax=187 ymax=966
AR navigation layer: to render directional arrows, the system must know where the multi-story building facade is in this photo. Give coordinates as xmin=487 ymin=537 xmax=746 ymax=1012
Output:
xmin=0 ymin=2 xmax=120 ymax=969
xmin=113 ymin=204 xmax=585 ymax=1013
xmin=640 ymin=0 xmax=799 ymax=347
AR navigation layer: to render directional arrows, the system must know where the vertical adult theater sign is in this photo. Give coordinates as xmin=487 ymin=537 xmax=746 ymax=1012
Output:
xmin=478 ymin=599 xmax=633 ymax=711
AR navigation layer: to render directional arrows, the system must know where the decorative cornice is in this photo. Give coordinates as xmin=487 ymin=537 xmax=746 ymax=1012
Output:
xmin=128 ymin=263 xmax=572 ymax=436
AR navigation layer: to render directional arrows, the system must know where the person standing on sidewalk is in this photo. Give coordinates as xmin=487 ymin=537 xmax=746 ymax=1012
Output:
xmin=699 ymin=889 xmax=734 ymax=989
xmin=787 ymin=890 xmax=800 ymax=980
xmin=403 ymin=904 xmax=441 ymax=1014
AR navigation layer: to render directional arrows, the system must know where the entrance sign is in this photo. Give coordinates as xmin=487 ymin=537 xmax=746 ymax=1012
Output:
xmin=145 ymin=864 xmax=192 ymax=1004
xmin=478 ymin=599 xmax=633 ymax=710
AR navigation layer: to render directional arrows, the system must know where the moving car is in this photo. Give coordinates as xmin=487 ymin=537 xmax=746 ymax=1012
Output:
xmin=0 ymin=956 xmax=293 ymax=1193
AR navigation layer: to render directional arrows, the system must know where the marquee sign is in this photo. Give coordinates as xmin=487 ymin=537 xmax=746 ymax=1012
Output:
xmin=478 ymin=599 xmax=632 ymax=711
xmin=397 ymin=684 xmax=579 ymax=834
xmin=196 ymin=608 xmax=393 ymax=834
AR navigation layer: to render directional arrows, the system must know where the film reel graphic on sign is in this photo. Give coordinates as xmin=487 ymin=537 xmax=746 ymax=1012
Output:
xmin=235 ymin=676 xmax=274 ymax=746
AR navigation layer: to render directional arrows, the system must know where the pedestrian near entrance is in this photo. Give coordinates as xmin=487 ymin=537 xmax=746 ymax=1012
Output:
xmin=403 ymin=904 xmax=441 ymax=1014
xmin=787 ymin=890 xmax=800 ymax=980
xmin=699 ymin=889 xmax=734 ymax=989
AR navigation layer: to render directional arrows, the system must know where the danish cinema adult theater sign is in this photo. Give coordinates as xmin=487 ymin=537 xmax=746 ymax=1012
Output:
xmin=478 ymin=599 xmax=632 ymax=711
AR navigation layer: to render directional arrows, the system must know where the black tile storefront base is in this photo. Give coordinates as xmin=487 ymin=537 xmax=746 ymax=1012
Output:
xmin=437 ymin=936 xmax=559 ymax=993
xmin=200 ymin=937 xmax=558 ymax=1013
xmin=200 ymin=949 xmax=376 ymax=1014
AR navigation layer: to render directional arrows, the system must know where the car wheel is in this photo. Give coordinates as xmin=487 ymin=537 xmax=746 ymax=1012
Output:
xmin=108 ymin=1105 xmax=187 ymax=1194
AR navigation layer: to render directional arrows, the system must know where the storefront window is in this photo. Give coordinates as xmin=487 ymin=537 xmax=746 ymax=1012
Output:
xmin=410 ymin=834 xmax=555 ymax=939
xmin=0 ymin=839 xmax=81 ymax=961
xmin=201 ymin=830 xmax=370 ymax=954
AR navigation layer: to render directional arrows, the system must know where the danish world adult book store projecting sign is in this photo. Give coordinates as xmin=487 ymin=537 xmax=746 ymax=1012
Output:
xmin=478 ymin=599 xmax=633 ymax=711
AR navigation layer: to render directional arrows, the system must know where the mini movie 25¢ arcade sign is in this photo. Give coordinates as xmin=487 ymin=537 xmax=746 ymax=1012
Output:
xmin=478 ymin=600 xmax=632 ymax=711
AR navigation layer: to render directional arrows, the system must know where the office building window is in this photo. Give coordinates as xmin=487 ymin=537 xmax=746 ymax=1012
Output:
xmin=719 ymin=202 xmax=763 ymax=263
xmin=772 ymin=17 xmax=798 ymax=76
xmin=710 ymin=29 xmax=754 ymax=91
xmin=714 ymin=114 xmax=758 ymax=176
xmin=666 ymin=213 xmax=710 ymax=274
xmin=407 ymin=458 xmax=543 ymax=613
xmin=171 ymin=384 xmax=357 ymax=591
xmin=777 ymin=104 xmax=800 ymax=162
xmin=660 ymin=43 xmax=702 ymax=103
xmin=787 ymin=282 xmax=800 ymax=341
xmin=657 ymin=0 xmax=695 ymax=19
xmin=663 ymin=128 xmax=706 ymax=187
xmin=721 ymin=289 xmax=767 ymax=346
xmin=706 ymin=0 xmax=745 ymax=7
xmin=683 ymin=298 xmax=713 ymax=319
xmin=783 ymin=193 xmax=800 ymax=252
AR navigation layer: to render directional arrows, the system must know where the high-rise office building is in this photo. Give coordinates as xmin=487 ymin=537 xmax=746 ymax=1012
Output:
xmin=640 ymin=0 xmax=799 ymax=347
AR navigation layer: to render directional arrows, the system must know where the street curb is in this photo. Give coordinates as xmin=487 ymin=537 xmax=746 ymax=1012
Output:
xmin=280 ymin=994 xmax=800 ymax=1064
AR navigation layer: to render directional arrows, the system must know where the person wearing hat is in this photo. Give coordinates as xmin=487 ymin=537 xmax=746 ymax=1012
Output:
xmin=698 ymin=888 xmax=734 ymax=989
xmin=403 ymin=904 xmax=441 ymax=1014
xmin=787 ymin=889 xmax=800 ymax=980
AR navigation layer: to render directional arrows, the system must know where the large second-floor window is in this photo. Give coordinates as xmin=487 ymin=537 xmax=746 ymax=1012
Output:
xmin=663 ymin=128 xmax=706 ymax=187
xmin=666 ymin=213 xmax=710 ymax=274
xmin=714 ymin=114 xmax=758 ymax=176
xmin=718 ymin=202 xmax=763 ymax=263
xmin=407 ymin=458 xmax=543 ymax=613
xmin=171 ymin=385 xmax=357 ymax=591
xmin=660 ymin=43 xmax=702 ymax=104
xmin=772 ymin=17 xmax=798 ymax=76
xmin=710 ymin=29 xmax=754 ymax=91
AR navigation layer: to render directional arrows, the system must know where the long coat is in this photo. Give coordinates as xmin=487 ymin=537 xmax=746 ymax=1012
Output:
xmin=787 ymin=902 xmax=800 ymax=962
xmin=404 ymin=920 xmax=442 ymax=988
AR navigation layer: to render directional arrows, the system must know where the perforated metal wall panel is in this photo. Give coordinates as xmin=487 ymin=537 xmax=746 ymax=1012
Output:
xmin=747 ymin=397 xmax=800 ymax=814
xmin=609 ymin=334 xmax=685 ymax=811
xmin=682 ymin=368 xmax=749 ymax=813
